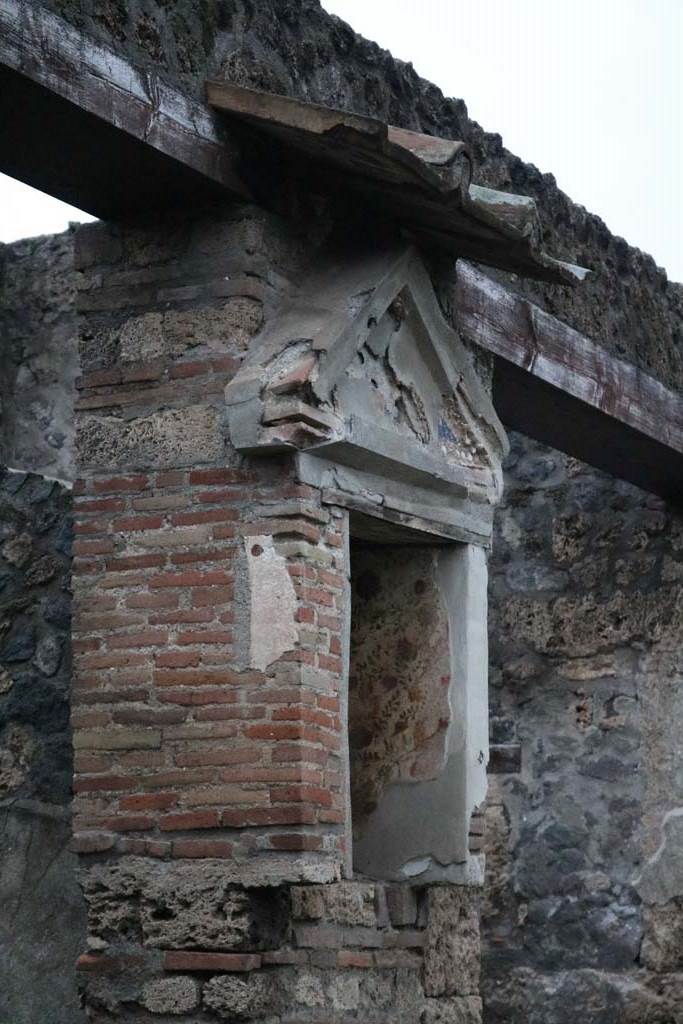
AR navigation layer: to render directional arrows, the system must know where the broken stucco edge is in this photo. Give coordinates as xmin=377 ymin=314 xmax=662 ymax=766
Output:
xmin=634 ymin=806 xmax=683 ymax=906
xmin=245 ymin=535 xmax=299 ymax=671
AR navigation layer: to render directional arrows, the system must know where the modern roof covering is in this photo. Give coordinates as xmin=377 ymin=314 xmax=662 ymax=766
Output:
xmin=207 ymin=81 xmax=589 ymax=287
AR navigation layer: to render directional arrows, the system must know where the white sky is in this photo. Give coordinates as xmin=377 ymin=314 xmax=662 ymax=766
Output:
xmin=1 ymin=0 xmax=681 ymax=281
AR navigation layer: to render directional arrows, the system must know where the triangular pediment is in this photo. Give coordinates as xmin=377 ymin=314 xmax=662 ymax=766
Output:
xmin=226 ymin=243 xmax=509 ymax=544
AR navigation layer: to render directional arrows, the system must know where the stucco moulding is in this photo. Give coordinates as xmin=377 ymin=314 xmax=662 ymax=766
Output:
xmin=225 ymin=242 xmax=509 ymax=547
xmin=207 ymin=81 xmax=589 ymax=285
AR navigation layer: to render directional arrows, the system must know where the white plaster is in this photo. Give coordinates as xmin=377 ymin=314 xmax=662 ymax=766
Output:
xmin=245 ymin=535 xmax=298 ymax=671
xmin=635 ymin=807 xmax=683 ymax=905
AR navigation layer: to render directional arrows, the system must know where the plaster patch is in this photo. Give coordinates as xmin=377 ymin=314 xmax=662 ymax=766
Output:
xmin=636 ymin=808 xmax=683 ymax=906
xmin=246 ymin=535 xmax=298 ymax=671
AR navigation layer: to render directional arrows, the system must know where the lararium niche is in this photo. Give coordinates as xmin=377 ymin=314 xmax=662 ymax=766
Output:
xmin=225 ymin=240 xmax=507 ymax=883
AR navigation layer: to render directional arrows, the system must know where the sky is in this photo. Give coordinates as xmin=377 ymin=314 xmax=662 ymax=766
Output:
xmin=1 ymin=0 xmax=681 ymax=280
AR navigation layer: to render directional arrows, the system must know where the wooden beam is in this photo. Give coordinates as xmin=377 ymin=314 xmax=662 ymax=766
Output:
xmin=455 ymin=261 xmax=683 ymax=502
xmin=0 ymin=0 xmax=248 ymax=219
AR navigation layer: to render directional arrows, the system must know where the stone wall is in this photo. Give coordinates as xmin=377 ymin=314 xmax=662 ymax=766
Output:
xmin=39 ymin=0 xmax=683 ymax=391
xmin=79 ymin=875 xmax=482 ymax=1022
xmin=483 ymin=432 xmax=683 ymax=1023
xmin=0 ymin=229 xmax=78 ymax=480
xmin=0 ymin=466 xmax=86 ymax=1023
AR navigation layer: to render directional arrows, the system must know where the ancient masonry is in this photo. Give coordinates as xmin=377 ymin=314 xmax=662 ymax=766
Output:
xmin=1 ymin=3 xmax=682 ymax=1024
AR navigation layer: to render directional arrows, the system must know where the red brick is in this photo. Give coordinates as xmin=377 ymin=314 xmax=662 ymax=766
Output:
xmin=278 ymin=650 xmax=315 ymax=665
xmin=299 ymin=585 xmax=333 ymax=606
xmin=221 ymin=805 xmax=317 ymax=827
xmin=176 ymin=630 xmax=232 ymax=646
xmin=118 ymin=750 xmax=165 ymax=768
xmin=107 ymin=631 xmax=168 ymax=649
xmin=154 ymin=669 xmax=245 ymax=688
xmin=318 ymin=653 xmax=343 ymax=674
xmin=155 ymin=650 xmax=201 ymax=669
xmin=189 ymin=469 xmax=252 ymax=485
xmin=196 ymin=488 xmax=250 ymax=503
xmin=172 ymin=839 xmax=234 ymax=859
xmin=245 ymin=723 xmax=306 ymax=742
xmin=72 ymin=540 xmax=114 ymax=557
xmin=317 ymin=569 xmax=344 ymax=590
xmin=169 ymin=359 xmax=212 ymax=379
xmin=175 ymin=748 xmax=262 ymax=768
xmin=272 ymin=707 xmax=336 ymax=729
xmin=171 ymin=548 xmax=235 ymax=565
xmin=150 ymin=609 xmax=213 ymax=626
xmin=73 ymin=518 xmax=110 ymax=535
xmin=134 ymin=769 xmax=214 ymax=789
xmin=108 ymin=553 xmax=166 ymax=571
xmin=78 ymin=612 xmax=146 ymax=632
xmin=73 ymin=638 xmax=102 ymax=654
xmin=296 ymin=606 xmax=315 ymax=623
xmin=317 ymin=695 xmax=341 ymax=713
xmin=271 ymin=744 xmax=329 ymax=765
xmin=96 ymin=815 xmax=155 ymax=832
xmin=119 ymin=792 xmax=178 ymax=812
xmin=113 ymin=514 xmax=164 ymax=532
xmin=159 ymin=810 xmax=220 ymax=832
xmin=171 ymin=509 xmax=239 ymax=526
xmin=150 ymin=569 xmax=234 ymax=588
xmin=271 ymin=785 xmax=333 ymax=808
xmin=126 ymin=592 xmax=179 ymax=609
xmin=218 ymin=766 xmax=321 ymax=784
xmin=94 ymin=475 xmax=149 ymax=494
xmin=318 ymin=808 xmax=345 ymax=824
xmin=75 ymin=497 xmax=126 ymax=514
xmin=163 ymin=951 xmax=261 ymax=972
xmin=112 ymin=708 xmax=186 ymax=726
xmin=247 ymin=688 xmax=315 ymax=706
xmin=191 ymin=585 xmax=234 ymax=607
xmin=196 ymin=705 xmax=263 ymax=721
xmin=117 ymin=838 xmax=172 ymax=857
xmin=212 ymin=525 xmax=236 ymax=540
xmin=210 ymin=355 xmax=240 ymax=373
xmin=157 ymin=688 xmax=238 ymax=706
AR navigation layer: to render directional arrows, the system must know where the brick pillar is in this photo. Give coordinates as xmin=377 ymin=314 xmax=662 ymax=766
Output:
xmin=69 ymin=212 xmax=484 ymax=1023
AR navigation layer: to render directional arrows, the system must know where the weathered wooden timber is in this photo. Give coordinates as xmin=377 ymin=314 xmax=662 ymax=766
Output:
xmin=456 ymin=261 xmax=683 ymax=501
xmin=0 ymin=0 xmax=248 ymax=217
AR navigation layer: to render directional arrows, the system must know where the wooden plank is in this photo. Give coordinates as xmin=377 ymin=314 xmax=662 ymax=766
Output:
xmin=0 ymin=0 xmax=248 ymax=218
xmin=455 ymin=261 xmax=683 ymax=501
xmin=207 ymin=81 xmax=587 ymax=286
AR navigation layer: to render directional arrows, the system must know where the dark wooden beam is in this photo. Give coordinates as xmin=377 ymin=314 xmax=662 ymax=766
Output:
xmin=455 ymin=262 xmax=683 ymax=502
xmin=0 ymin=0 xmax=248 ymax=219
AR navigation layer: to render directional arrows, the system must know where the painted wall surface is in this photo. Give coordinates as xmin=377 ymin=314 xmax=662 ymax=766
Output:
xmin=483 ymin=431 xmax=683 ymax=1024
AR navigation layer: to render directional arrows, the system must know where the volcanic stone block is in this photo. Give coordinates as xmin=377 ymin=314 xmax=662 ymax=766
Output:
xmin=140 ymin=866 xmax=287 ymax=950
xmin=424 ymin=888 xmax=481 ymax=998
xmin=140 ymin=976 xmax=199 ymax=1014
xmin=202 ymin=973 xmax=273 ymax=1020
